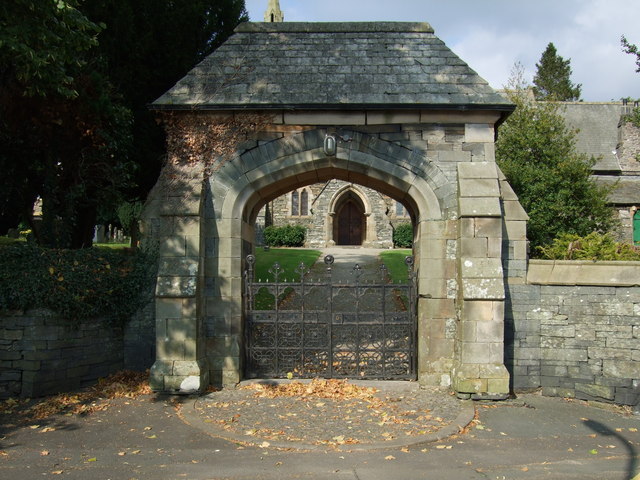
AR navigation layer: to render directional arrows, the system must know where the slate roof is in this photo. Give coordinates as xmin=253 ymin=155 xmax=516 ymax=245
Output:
xmin=560 ymin=103 xmax=623 ymax=173
xmin=152 ymin=22 xmax=513 ymax=111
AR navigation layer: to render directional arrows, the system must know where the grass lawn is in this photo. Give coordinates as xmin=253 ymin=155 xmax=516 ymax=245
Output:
xmin=94 ymin=242 xmax=131 ymax=250
xmin=251 ymin=248 xmax=322 ymax=282
xmin=379 ymin=249 xmax=413 ymax=283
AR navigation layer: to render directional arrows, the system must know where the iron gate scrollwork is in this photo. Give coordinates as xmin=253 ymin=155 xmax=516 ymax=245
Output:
xmin=243 ymin=254 xmax=417 ymax=380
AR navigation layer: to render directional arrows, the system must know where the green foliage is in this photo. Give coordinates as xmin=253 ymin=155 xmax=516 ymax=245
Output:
xmin=621 ymin=35 xmax=640 ymax=73
xmin=0 ymin=0 xmax=102 ymax=98
xmin=538 ymin=232 xmax=640 ymax=261
xmin=0 ymin=243 xmax=156 ymax=323
xmin=392 ymin=223 xmax=413 ymax=248
xmin=81 ymin=0 xmax=249 ymax=205
xmin=0 ymin=1 xmax=248 ymax=244
xmin=533 ymin=43 xmax=582 ymax=101
xmin=624 ymin=106 xmax=640 ymax=128
xmin=263 ymin=225 xmax=306 ymax=247
xmin=497 ymin=74 xmax=617 ymax=253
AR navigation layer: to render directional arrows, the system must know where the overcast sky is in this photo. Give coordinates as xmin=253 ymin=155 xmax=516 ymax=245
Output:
xmin=245 ymin=0 xmax=639 ymax=101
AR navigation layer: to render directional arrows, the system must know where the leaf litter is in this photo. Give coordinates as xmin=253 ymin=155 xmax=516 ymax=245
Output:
xmin=0 ymin=370 xmax=151 ymax=421
xmin=197 ymin=380 xmax=461 ymax=447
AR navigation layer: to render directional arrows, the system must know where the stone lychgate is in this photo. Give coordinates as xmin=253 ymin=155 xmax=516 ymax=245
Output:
xmin=144 ymin=21 xmax=528 ymax=399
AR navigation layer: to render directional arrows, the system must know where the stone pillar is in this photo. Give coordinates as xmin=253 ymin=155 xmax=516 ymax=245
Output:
xmin=416 ymin=218 xmax=457 ymax=387
xmin=452 ymin=162 xmax=510 ymax=399
xmin=150 ymin=166 xmax=209 ymax=393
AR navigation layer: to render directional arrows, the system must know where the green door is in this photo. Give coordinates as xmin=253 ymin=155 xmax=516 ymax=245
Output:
xmin=634 ymin=210 xmax=640 ymax=245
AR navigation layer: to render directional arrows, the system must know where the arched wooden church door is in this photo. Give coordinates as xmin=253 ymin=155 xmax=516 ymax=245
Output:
xmin=336 ymin=198 xmax=365 ymax=246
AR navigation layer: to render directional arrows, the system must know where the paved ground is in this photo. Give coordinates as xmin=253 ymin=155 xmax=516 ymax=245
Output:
xmin=1 ymin=388 xmax=639 ymax=480
xmin=3 ymin=248 xmax=638 ymax=478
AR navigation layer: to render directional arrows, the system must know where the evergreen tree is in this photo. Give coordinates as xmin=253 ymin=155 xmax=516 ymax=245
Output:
xmin=621 ymin=35 xmax=640 ymax=73
xmin=532 ymin=42 xmax=582 ymax=101
xmin=497 ymin=66 xmax=615 ymax=253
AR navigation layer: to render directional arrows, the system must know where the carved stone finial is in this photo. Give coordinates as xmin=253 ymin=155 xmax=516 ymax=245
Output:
xmin=264 ymin=0 xmax=284 ymax=22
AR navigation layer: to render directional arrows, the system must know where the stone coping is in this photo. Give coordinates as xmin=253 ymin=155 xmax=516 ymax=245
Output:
xmin=527 ymin=259 xmax=640 ymax=286
xmin=235 ymin=21 xmax=435 ymax=34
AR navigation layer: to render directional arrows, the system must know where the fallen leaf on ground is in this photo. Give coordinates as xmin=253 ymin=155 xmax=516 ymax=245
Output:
xmin=385 ymin=455 xmax=396 ymax=460
xmin=40 ymin=450 xmax=49 ymax=456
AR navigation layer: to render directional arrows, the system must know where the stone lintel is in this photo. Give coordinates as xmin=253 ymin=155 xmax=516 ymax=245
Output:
xmin=461 ymin=278 xmax=505 ymax=300
xmin=458 ymin=197 xmax=502 ymax=217
xmin=458 ymin=178 xmax=501 ymax=197
xmin=465 ymin=124 xmax=494 ymax=143
xmin=150 ymin=358 xmax=209 ymax=394
xmin=156 ymin=276 xmax=197 ymax=297
xmin=458 ymin=161 xmax=499 ymax=180
xmin=452 ymin=362 xmax=509 ymax=396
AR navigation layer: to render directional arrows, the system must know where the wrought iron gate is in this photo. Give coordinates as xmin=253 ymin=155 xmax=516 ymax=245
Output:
xmin=244 ymin=254 xmax=417 ymax=380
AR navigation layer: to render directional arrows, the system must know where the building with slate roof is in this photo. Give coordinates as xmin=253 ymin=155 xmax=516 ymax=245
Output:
xmin=146 ymin=19 xmax=527 ymax=398
xmin=560 ymin=101 xmax=640 ymax=243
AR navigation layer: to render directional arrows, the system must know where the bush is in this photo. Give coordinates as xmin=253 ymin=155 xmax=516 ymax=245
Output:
xmin=538 ymin=232 xmax=640 ymax=261
xmin=263 ymin=225 xmax=306 ymax=247
xmin=0 ymin=243 xmax=157 ymax=323
xmin=393 ymin=223 xmax=413 ymax=248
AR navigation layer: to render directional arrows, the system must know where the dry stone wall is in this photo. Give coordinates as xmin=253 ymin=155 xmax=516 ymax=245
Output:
xmin=506 ymin=261 xmax=640 ymax=406
xmin=0 ymin=311 xmax=124 ymax=399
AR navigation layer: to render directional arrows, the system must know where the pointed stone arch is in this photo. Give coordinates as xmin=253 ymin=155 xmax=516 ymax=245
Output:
xmin=326 ymin=184 xmax=371 ymax=247
xmin=148 ymin=125 xmax=515 ymax=401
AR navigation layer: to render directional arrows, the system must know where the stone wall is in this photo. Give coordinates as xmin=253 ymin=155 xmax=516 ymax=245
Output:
xmin=619 ymin=121 xmax=640 ymax=174
xmin=0 ymin=311 xmax=124 ymax=399
xmin=0 ymin=292 xmax=156 ymax=399
xmin=506 ymin=260 xmax=640 ymax=406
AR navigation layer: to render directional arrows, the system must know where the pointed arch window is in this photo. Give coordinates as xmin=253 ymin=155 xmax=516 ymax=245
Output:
xmin=291 ymin=188 xmax=311 ymax=217
xmin=300 ymin=189 xmax=309 ymax=216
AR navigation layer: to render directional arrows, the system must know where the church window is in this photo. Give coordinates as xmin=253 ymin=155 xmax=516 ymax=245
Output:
xmin=301 ymin=189 xmax=309 ymax=216
xmin=291 ymin=188 xmax=310 ymax=216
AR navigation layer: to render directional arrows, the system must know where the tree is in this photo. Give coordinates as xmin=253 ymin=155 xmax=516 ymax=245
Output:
xmin=532 ymin=42 xmax=582 ymax=101
xmin=80 ymin=0 xmax=249 ymax=205
xmin=0 ymin=0 xmax=248 ymax=246
xmin=0 ymin=0 xmax=101 ymax=99
xmin=621 ymin=35 xmax=640 ymax=72
xmin=0 ymin=0 xmax=134 ymax=247
xmin=0 ymin=0 xmax=101 ymax=234
xmin=497 ymin=66 xmax=616 ymax=253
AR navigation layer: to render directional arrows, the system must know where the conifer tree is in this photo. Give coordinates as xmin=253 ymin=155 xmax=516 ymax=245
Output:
xmin=532 ymin=42 xmax=582 ymax=101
